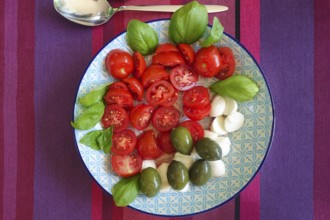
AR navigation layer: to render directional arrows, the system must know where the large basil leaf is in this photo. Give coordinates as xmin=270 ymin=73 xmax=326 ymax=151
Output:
xmin=97 ymin=126 xmax=113 ymax=154
xmin=79 ymin=130 xmax=103 ymax=150
xmin=78 ymin=84 xmax=109 ymax=107
xmin=169 ymin=1 xmax=208 ymax=44
xmin=126 ymin=19 xmax=158 ymax=56
xmin=71 ymin=102 xmax=105 ymax=130
xmin=201 ymin=17 xmax=224 ymax=47
xmin=210 ymin=75 xmax=259 ymax=102
xmin=112 ymin=175 xmax=140 ymax=207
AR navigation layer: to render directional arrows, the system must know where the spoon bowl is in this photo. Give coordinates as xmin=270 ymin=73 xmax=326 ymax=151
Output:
xmin=54 ymin=0 xmax=228 ymax=26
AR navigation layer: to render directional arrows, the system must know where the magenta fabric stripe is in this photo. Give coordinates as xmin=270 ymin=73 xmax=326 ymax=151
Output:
xmin=314 ymin=0 xmax=330 ymax=219
xmin=3 ymin=1 xmax=18 ymax=219
xmin=239 ymin=0 xmax=261 ymax=219
xmin=16 ymin=0 xmax=35 ymax=218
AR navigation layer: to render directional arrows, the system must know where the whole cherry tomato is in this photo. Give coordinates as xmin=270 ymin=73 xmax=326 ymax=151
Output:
xmin=193 ymin=45 xmax=223 ymax=77
xmin=215 ymin=47 xmax=236 ymax=80
xmin=105 ymin=49 xmax=134 ymax=79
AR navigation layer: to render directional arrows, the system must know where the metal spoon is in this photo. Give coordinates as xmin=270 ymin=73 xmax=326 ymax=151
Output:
xmin=54 ymin=0 xmax=228 ymax=26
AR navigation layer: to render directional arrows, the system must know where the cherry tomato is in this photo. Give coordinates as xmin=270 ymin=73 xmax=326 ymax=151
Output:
xmin=132 ymin=51 xmax=146 ymax=79
xmin=170 ymin=64 xmax=198 ymax=91
xmin=183 ymin=104 xmax=211 ymax=121
xmin=141 ymin=64 xmax=169 ymax=88
xmin=152 ymin=52 xmax=186 ymax=67
xmin=215 ymin=47 xmax=236 ymax=80
xmin=136 ymin=130 xmax=163 ymax=159
xmin=130 ymin=104 xmax=154 ymax=130
xmin=161 ymin=88 xmax=179 ymax=107
xmin=152 ymin=106 xmax=180 ymax=132
xmin=179 ymin=120 xmax=204 ymax=142
xmin=155 ymin=43 xmax=180 ymax=54
xmin=104 ymin=88 xmax=133 ymax=109
xmin=122 ymin=77 xmax=144 ymax=101
xmin=178 ymin=44 xmax=195 ymax=64
xmin=193 ymin=45 xmax=222 ymax=77
xmin=111 ymin=129 xmax=137 ymax=155
xmin=101 ymin=104 xmax=129 ymax=132
xmin=108 ymin=82 xmax=129 ymax=91
xmin=182 ymin=86 xmax=210 ymax=109
xmin=111 ymin=153 xmax=142 ymax=177
xmin=146 ymin=80 xmax=175 ymax=106
xmin=105 ymin=49 xmax=133 ymax=79
xmin=157 ymin=131 xmax=176 ymax=154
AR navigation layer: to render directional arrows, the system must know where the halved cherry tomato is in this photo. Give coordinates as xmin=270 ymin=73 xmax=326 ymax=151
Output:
xmin=161 ymin=88 xmax=179 ymax=107
xmin=141 ymin=64 xmax=169 ymax=88
xmin=136 ymin=130 xmax=163 ymax=159
xmin=215 ymin=47 xmax=236 ymax=80
xmin=178 ymin=44 xmax=195 ymax=64
xmin=157 ymin=131 xmax=176 ymax=153
xmin=122 ymin=77 xmax=144 ymax=101
xmin=170 ymin=64 xmax=198 ymax=91
xmin=155 ymin=43 xmax=180 ymax=54
xmin=105 ymin=49 xmax=134 ymax=79
xmin=101 ymin=104 xmax=129 ymax=132
xmin=130 ymin=104 xmax=154 ymax=130
xmin=111 ymin=153 xmax=142 ymax=177
xmin=146 ymin=80 xmax=175 ymax=106
xmin=104 ymin=88 xmax=133 ymax=109
xmin=152 ymin=52 xmax=186 ymax=67
xmin=111 ymin=129 xmax=137 ymax=155
xmin=182 ymin=86 xmax=210 ymax=109
xmin=179 ymin=120 xmax=204 ymax=142
xmin=132 ymin=51 xmax=146 ymax=79
xmin=193 ymin=45 xmax=222 ymax=77
xmin=183 ymin=104 xmax=211 ymax=121
xmin=152 ymin=106 xmax=180 ymax=132
xmin=108 ymin=81 xmax=129 ymax=91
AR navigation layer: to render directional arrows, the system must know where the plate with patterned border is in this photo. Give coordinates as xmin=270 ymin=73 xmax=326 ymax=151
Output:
xmin=72 ymin=19 xmax=275 ymax=217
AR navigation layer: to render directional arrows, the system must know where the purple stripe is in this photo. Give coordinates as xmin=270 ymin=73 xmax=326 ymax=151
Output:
xmin=3 ymin=1 xmax=18 ymax=219
xmin=314 ymin=0 xmax=330 ymax=219
xmin=33 ymin=1 xmax=93 ymax=219
xmin=260 ymin=0 xmax=314 ymax=219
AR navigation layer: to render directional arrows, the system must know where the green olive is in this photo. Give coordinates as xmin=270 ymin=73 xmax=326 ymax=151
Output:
xmin=170 ymin=126 xmax=193 ymax=155
xmin=167 ymin=160 xmax=189 ymax=190
xmin=139 ymin=167 xmax=161 ymax=198
xmin=189 ymin=159 xmax=211 ymax=186
xmin=195 ymin=137 xmax=222 ymax=161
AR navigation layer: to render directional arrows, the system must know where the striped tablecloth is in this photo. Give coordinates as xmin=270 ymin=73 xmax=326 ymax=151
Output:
xmin=1 ymin=0 xmax=329 ymax=219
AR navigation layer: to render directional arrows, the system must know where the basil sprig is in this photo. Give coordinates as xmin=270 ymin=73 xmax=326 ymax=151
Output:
xmin=71 ymin=102 xmax=105 ymax=130
xmin=210 ymin=75 xmax=259 ymax=102
xmin=79 ymin=126 xmax=113 ymax=153
xmin=201 ymin=17 xmax=224 ymax=47
xmin=112 ymin=175 xmax=140 ymax=207
xmin=78 ymin=84 xmax=108 ymax=107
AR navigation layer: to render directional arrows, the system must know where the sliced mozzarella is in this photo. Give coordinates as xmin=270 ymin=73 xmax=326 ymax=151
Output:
xmin=204 ymin=130 xmax=219 ymax=140
xmin=224 ymin=112 xmax=245 ymax=132
xmin=191 ymin=148 xmax=201 ymax=160
xmin=214 ymin=136 xmax=231 ymax=157
xmin=223 ymin=97 xmax=238 ymax=115
xmin=210 ymin=95 xmax=226 ymax=117
xmin=210 ymin=116 xmax=228 ymax=135
xmin=157 ymin=163 xmax=171 ymax=192
xmin=141 ymin=160 xmax=156 ymax=170
xmin=173 ymin=152 xmax=194 ymax=169
xmin=178 ymin=182 xmax=190 ymax=192
xmin=209 ymin=160 xmax=226 ymax=177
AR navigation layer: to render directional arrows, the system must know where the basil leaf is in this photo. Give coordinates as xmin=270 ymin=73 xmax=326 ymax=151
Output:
xmin=169 ymin=1 xmax=208 ymax=44
xmin=79 ymin=130 xmax=103 ymax=150
xmin=201 ymin=17 xmax=224 ymax=47
xmin=210 ymin=75 xmax=259 ymax=102
xmin=126 ymin=19 xmax=158 ymax=56
xmin=97 ymin=126 xmax=113 ymax=154
xmin=112 ymin=175 xmax=140 ymax=207
xmin=78 ymin=84 xmax=109 ymax=107
xmin=71 ymin=102 xmax=105 ymax=130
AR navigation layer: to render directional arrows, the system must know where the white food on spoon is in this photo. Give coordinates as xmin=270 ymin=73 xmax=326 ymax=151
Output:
xmin=157 ymin=163 xmax=171 ymax=192
xmin=223 ymin=96 xmax=238 ymax=115
xmin=210 ymin=116 xmax=228 ymax=135
xmin=209 ymin=160 xmax=226 ymax=177
xmin=224 ymin=111 xmax=245 ymax=132
xmin=214 ymin=136 xmax=231 ymax=157
xmin=173 ymin=152 xmax=194 ymax=169
xmin=210 ymin=95 xmax=226 ymax=117
xmin=141 ymin=160 xmax=156 ymax=170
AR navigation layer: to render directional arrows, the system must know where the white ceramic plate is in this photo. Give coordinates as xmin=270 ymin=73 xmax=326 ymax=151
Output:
xmin=73 ymin=19 xmax=274 ymax=217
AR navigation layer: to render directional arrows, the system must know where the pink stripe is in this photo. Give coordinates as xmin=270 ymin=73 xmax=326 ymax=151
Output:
xmin=240 ymin=0 xmax=261 ymax=220
xmin=193 ymin=200 xmax=235 ymax=220
xmin=3 ymin=1 xmax=18 ymax=219
xmin=91 ymin=25 xmax=104 ymax=220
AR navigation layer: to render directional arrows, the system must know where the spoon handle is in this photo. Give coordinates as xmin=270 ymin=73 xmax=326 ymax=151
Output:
xmin=119 ymin=5 xmax=228 ymax=13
